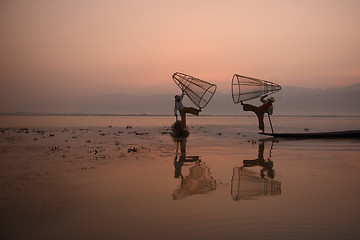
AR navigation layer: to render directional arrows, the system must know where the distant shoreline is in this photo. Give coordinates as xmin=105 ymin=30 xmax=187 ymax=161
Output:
xmin=0 ymin=113 xmax=359 ymax=118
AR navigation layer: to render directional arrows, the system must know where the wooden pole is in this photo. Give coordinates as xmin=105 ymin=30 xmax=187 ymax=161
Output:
xmin=267 ymin=113 xmax=274 ymax=134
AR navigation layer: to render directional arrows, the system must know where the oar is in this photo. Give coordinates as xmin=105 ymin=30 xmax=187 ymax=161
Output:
xmin=267 ymin=113 xmax=274 ymax=134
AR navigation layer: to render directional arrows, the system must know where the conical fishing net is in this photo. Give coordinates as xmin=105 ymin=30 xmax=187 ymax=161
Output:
xmin=173 ymin=72 xmax=217 ymax=109
xmin=232 ymin=74 xmax=281 ymax=103
xmin=172 ymin=163 xmax=216 ymax=200
xmin=231 ymin=167 xmax=281 ymax=201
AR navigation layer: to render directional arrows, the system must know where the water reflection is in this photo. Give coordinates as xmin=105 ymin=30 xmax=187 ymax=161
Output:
xmin=172 ymin=137 xmax=216 ymax=200
xmin=231 ymin=139 xmax=281 ymax=201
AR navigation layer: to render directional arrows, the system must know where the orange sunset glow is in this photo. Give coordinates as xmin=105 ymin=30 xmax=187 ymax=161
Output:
xmin=1 ymin=0 xmax=359 ymax=97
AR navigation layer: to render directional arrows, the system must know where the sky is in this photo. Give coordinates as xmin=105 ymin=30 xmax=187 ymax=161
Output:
xmin=1 ymin=0 xmax=360 ymax=105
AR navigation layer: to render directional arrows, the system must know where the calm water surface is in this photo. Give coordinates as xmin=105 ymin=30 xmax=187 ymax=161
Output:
xmin=1 ymin=115 xmax=360 ymax=240
xmin=1 ymin=115 xmax=360 ymax=131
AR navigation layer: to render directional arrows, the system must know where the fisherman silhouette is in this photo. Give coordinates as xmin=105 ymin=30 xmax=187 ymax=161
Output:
xmin=241 ymin=95 xmax=275 ymax=133
xmin=174 ymin=90 xmax=201 ymax=129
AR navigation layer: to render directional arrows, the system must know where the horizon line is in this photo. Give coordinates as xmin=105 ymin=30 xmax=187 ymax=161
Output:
xmin=1 ymin=112 xmax=360 ymax=118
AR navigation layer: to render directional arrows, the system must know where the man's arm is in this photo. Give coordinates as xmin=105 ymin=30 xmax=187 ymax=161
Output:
xmin=180 ymin=91 xmax=185 ymax=100
xmin=260 ymin=95 xmax=268 ymax=103
xmin=268 ymin=106 xmax=273 ymax=115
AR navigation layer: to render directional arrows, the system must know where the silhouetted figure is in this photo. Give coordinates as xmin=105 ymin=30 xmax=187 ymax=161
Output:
xmin=241 ymin=95 xmax=275 ymax=132
xmin=174 ymin=91 xmax=201 ymax=129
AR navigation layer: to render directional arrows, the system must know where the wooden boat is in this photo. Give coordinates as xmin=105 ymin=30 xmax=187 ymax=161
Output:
xmin=259 ymin=130 xmax=360 ymax=139
xmin=171 ymin=120 xmax=190 ymax=138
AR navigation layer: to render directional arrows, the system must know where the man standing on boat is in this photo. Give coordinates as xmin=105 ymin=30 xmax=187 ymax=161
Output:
xmin=241 ymin=95 xmax=275 ymax=132
xmin=174 ymin=91 xmax=201 ymax=129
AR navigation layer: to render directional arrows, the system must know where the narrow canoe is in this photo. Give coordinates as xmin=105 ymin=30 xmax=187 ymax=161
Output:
xmin=259 ymin=130 xmax=360 ymax=139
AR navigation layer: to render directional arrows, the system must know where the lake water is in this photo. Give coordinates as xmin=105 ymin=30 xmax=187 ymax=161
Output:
xmin=1 ymin=115 xmax=360 ymax=135
xmin=1 ymin=115 xmax=360 ymax=240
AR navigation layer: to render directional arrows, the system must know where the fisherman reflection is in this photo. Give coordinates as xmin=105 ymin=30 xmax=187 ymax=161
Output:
xmin=173 ymin=137 xmax=200 ymax=179
xmin=242 ymin=139 xmax=274 ymax=179
xmin=173 ymin=137 xmax=216 ymax=200
xmin=231 ymin=139 xmax=281 ymax=201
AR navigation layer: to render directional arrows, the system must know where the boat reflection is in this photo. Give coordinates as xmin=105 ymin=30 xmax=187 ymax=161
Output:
xmin=172 ymin=137 xmax=216 ymax=200
xmin=231 ymin=139 xmax=281 ymax=201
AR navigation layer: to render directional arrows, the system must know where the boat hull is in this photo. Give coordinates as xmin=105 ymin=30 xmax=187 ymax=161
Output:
xmin=259 ymin=130 xmax=360 ymax=139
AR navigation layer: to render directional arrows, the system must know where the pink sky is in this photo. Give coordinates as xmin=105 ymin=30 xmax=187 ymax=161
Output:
xmin=1 ymin=0 xmax=359 ymax=102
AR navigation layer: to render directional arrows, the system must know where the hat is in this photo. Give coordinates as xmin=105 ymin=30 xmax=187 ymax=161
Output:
xmin=268 ymin=97 xmax=275 ymax=102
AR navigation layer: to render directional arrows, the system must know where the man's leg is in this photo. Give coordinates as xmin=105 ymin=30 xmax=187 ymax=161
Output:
xmin=180 ymin=110 xmax=186 ymax=129
xmin=256 ymin=112 xmax=265 ymax=132
xmin=243 ymin=104 xmax=264 ymax=131
xmin=242 ymin=104 xmax=258 ymax=112
xmin=183 ymin=107 xmax=200 ymax=116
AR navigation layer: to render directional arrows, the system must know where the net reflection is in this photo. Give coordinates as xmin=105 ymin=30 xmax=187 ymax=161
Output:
xmin=172 ymin=137 xmax=216 ymax=200
xmin=231 ymin=139 xmax=281 ymax=201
